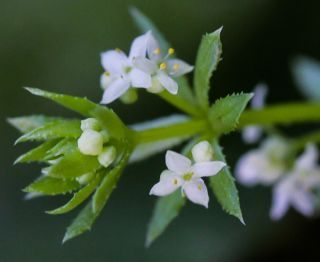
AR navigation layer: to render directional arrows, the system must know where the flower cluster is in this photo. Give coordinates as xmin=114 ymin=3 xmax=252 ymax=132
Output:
xmin=150 ymin=141 xmax=226 ymax=208
xmin=100 ymin=32 xmax=193 ymax=104
xmin=77 ymin=118 xmax=117 ymax=168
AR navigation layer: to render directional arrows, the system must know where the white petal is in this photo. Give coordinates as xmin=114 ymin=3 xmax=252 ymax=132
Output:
xmin=183 ymin=178 xmax=209 ymax=208
xmin=101 ymin=50 xmax=129 ymax=74
xmin=191 ymin=141 xmax=214 ymax=163
xmin=167 ymin=59 xmax=194 ymax=77
xmin=132 ymin=57 xmax=157 ymax=74
xmin=129 ymin=68 xmax=152 ymax=88
xmin=165 ymin=150 xmax=191 ymax=175
xmin=270 ymin=182 xmax=291 ymax=220
xmin=147 ymin=34 xmax=162 ymax=61
xmin=291 ymin=190 xmax=315 ymax=216
xmin=296 ymin=144 xmax=319 ymax=171
xmin=251 ymin=83 xmax=268 ymax=108
xmin=156 ymin=72 xmax=178 ymax=95
xmin=192 ymin=161 xmax=226 ymax=177
xmin=129 ymin=31 xmax=150 ymax=60
xmin=149 ymin=170 xmax=182 ymax=196
xmin=100 ymin=78 xmax=130 ymax=104
xmin=242 ymin=126 xmax=262 ymax=144
xmin=100 ymin=73 xmax=116 ymax=90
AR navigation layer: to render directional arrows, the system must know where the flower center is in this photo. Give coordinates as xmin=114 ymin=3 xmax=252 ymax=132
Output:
xmin=159 ymin=62 xmax=167 ymax=70
xmin=183 ymin=172 xmax=193 ymax=181
xmin=124 ymin=66 xmax=132 ymax=73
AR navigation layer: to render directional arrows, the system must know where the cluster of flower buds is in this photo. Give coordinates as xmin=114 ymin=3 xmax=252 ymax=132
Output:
xmin=77 ymin=118 xmax=117 ymax=168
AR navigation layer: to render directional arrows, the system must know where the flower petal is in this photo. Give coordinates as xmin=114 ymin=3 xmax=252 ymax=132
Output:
xmin=100 ymin=73 xmax=116 ymax=90
xmin=296 ymin=144 xmax=319 ymax=171
xmin=147 ymin=34 xmax=162 ymax=61
xmin=167 ymin=59 xmax=194 ymax=77
xmin=242 ymin=126 xmax=262 ymax=144
xmin=156 ymin=72 xmax=178 ymax=95
xmin=251 ymin=83 xmax=268 ymax=109
xmin=132 ymin=57 xmax=157 ymax=74
xmin=129 ymin=31 xmax=150 ymax=60
xmin=291 ymin=190 xmax=315 ymax=216
xmin=183 ymin=178 xmax=209 ymax=208
xmin=165 ymin=150 xmax=191 ymax=175
xmin=100 ymin=78 xmax=130 ymax=104
xmin=129 ymin=68 xmax=152 ymax=88
xmin=101 ymin=50 xmax=129 ymax=74
xmin=192 ymin=161 xmax=226 ymax=177
xmin=149 ymin=170 xmax=182 ymax=196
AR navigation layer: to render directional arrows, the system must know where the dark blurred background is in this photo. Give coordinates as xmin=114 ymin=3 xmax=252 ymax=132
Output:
xmin=1 ymin=0 xmax=320 ymax=261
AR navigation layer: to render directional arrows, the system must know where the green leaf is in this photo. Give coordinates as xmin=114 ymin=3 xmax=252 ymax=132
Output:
xmin=92 ymin=150 xmax=131 ymax=213
xmin=208 ymin=93 xmax=253 ymax=135
xmin=44 ymin=138 xmax=76 ymax=160
xmin=24 ymin=176 xmax=81 ymax=195
xmin=47 ymin=174 xmax=101 ymax=215
xmin=7 ymin=115 xmax=62 ymax=133
xmin=194 ymin=28 xmax=223 ymax=110
xmin=25 ymin=87 xmax=125 ymax=139
xmin=47 ymin=149 xmax=101 ymax=179
xmin=15 ymin=120 xmax=81 ymax=144
xmin=209 ymin=140 xmax=244 ymax=223
xmin=129 ymin=7 xmax=197 ymax=108
xmin=63 ymin=200 xmax=100 ymax=243
xmin=146 ymin=190 xmax=186 ymax=247
xmin=291 ymin=56 xmax=320 ymax=101
xmin=14 ymin=139 xmax=60 ymax=164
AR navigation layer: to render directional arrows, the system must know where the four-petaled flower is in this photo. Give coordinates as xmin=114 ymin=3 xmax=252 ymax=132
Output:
xmin=150 ymin=142 xmax=226 ymax=208
xmin=270 ymin=144 xmax=320 ymax=220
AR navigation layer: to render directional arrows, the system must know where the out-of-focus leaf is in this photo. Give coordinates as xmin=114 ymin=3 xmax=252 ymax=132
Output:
xmin=146 ymin=190 xmax=186 ymax=247
xmin=130 ymin=115 xmax=190 ymax=163
xmin=15 ymin=120 xmax=81 ymax=144
xmin=47 ymin=174 xmax=101 ymax=215
xmin=25 ymin=87 xmax=125 ymax=139
xmin=14 ymin=139 xmax=60 ymax=164
xmin=291 ymin=56 xmax=320 ymax=101
xmin=209 ymin=140 xmax=244 ymax=223
xmin=194 ymin=28 xmax=223 ymax=110
xmin=44 ymin=138 xmax=76 ymax=160
xmin=129 ymin=7 xmax=196 ymax=106
xmin=47 ymin=149 xmax=100 ymax=179
xmin=24 ymin=176 xmax=81 ymax=195
xmin=7 ymin=115 xmax=62 ymax=133
xmin=208 ymin=93 xmax=253 ymax=135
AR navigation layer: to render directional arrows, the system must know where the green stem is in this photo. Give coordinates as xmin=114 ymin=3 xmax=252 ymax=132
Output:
xmin=239 ymin=102 xmax=320 ymax=127
xmin=135 ymin=119 xmax=206 ymax=144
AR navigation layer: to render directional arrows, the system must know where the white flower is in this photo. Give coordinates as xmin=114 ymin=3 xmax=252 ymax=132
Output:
xmin=133 ymin=34 xmax=193 ymax=95
xmin=235 ymin=137 xmax=289 ymax=186
xmin=242 ymin=83 xmax=268 ymax=143
xmin=150 ymin=146 xmax=226 ymax=208
xmin=270 ymin=144 xmax=320 ymax=220
xmin=100 ymin=32 xmax=152 ymax=104
xmin=77 ymin=129 xmax=103 ymax=156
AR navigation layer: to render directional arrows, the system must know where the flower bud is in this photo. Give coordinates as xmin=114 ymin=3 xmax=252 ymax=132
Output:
xmin=147 ymin=77 xmax=164 ymax=94
xmin=98 ymin=146 xmax=117 ymax=168
xmin=100 ymin=129 xmax=110 ymax=143
xmin=78 ymin=130 xmax=103 ymax=156
xmin=120 ymin=89 xmax=138 ymax=104
xmin=76 ymin=172 xmax=95 ymax=185
xmin=192 ymin=141 xmax=213 ymax=163
xmin=81 ymin=118 xmax=101 ymax=131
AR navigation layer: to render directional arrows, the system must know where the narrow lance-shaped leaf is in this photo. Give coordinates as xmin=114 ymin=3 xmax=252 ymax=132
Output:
xmin=47 ymin=174 xmax=102 ymax=215
xmin=208 ymin=93 xmax=253 ymax=136
xmin=15 ymin=139 xmax=60 ymax=164
xmin=15 ymin=120 xmax=81 ymax=144
xmin=24 ymin=88 xmax=126 ymax=139
xmin=24 ymin=176 xmax=81 ymax=196
xmin=44 ymin=138 xmax=76 ymax=160
xmin=7 ymin=115 xmax=63 ymax=133
xmin=209 ymin=140 xmax=244 ymax=223
xmin=194 ymin=28 xmax=223 ymax=110
xmin=47 ymin=149 xmax=100 ymax=179
xmin=129 ymin=7 xmax=196 ymax=106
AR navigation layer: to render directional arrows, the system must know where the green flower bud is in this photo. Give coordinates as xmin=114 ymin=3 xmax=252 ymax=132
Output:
xmin=76 ymin=172 xmax=95 ymax=185
xmin=81 ymin=118 xmax=101 ymax=131
xmin=120 ymin=89 xmax=138 ymax=104
xmin=147 ymin=77 xmax=164 ymax=94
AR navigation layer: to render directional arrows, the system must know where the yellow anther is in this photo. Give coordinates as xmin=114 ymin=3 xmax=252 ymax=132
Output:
xmin=173 ymin=179 xmax=178 ymax=185
xmin=115 ymin=48 xmax=122 ymax=53
xmin=173 ymin=63 xmax=180 ymax=71
xmin=168 ymin=48 xmax=175 ymax=55
xmin=104 ymin=71 xmax=110 ymax=77
xmin=159 ymin=62 xmax=167 ymax=70
xmin=153 ymin=48 xmax=161 ymax=55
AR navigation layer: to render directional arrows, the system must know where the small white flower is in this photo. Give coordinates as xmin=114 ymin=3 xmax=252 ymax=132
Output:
xmin=133 ymin=34 xmax=193 ymax=95
xmin=270 ymin=144 xmax=320 ymax=220
xmin=77 ymin=129 xmax=104 ymax=156
xmin=100 ymin=32 xmax=152 ymax=104
xmin=191 ymin=141 xmax=214 ymax=163
xmin=98 ymin=146 xmax=117 ymax=168
xmin=242 ymin=83 xmax=268 ymax=143
xmin=235 ymin=137 xmax=289 ymax=186
xmin=150 ymin=144 xmax=226 ymax=208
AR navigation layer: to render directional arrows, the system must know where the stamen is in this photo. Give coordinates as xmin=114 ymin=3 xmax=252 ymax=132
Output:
xmin=173 ymin=179 xmax=178 ymax=185
xmin=104 ymin=71 xmax=110 ymax=77
xmin=153 ymin=48 xmax=161 ymax=55
xmin=168 ymin=48 xmax=175 ymax=55
xmin=173 ymin=63 xmax=180 ymax=71
xmin=159 ymin=62 xmax=167 ymax=70
xmin=115 ymin=48 xmax=122 ymax=53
